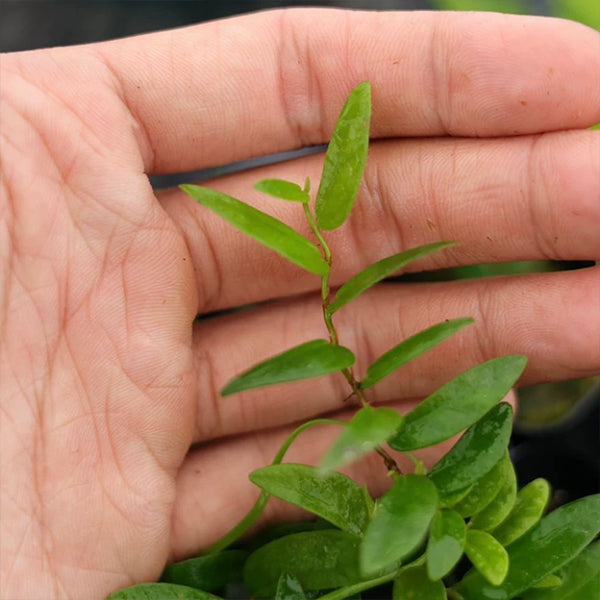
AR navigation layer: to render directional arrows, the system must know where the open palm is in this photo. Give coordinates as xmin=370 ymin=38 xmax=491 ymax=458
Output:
xmin=1 ymin=8 xmax=598 ymax=600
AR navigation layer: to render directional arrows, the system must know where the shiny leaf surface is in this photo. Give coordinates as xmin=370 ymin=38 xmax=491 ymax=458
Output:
xmin=249 ymin=464 xmax=370 ymax=536
xmin=161 ymin=550 xmax=247 ymax=592
xmin=521 ymin=541 xmax=600 ymax=600
xmin=181 ymin=185 xmax=328 ymax=275
xmin=453 ymin=452 xmax=510 ymax=518
xmin=428 ymin=402 xmax=513 ymax=494
xmin=106 ymin=583 xmax=222 ymax=600
xmin=393 ymin=566 xmax=446 ymax=600
xmin=458 ymin=494 xmax=600 ymax=600
xmin=315 ymin=82 xmax=371 ymax=230
xmin=319 ymin=406 xmax=404 ymax=471
xmin=221 ymin=340 xmax=354 ymax=396
xmin=243 ymin=530 xmax=362 ymax=597
xmin=426 ymin=509 xmax=466 ymax=581
xmin=464 ymin=529 xmax=509 ymax=586
xmin=275 ymin=573 xmax=307 ymax=600
xmin=254 ymin=179 xmax=309 ymax=203
xmin=470 ymin=459 xmax=517 ymax=531
xmin=493 ymin=478 xmax=550 ymax=546
xmin=329 ymin=242 xmax=456 ymax=313
xmin=361 ymin=475 xmax=439 ymax=576
xmin=390 ymin=356 xmax=527 ymax=451
xmin=361 ymin=318 xmax=473 ymax=390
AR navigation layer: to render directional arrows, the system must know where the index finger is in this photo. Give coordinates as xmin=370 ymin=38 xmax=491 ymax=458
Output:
xmin=97 ymin=8 xmax=600 ymax=174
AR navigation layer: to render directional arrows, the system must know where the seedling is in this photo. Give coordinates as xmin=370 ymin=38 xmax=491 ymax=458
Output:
xmin=109 ymin=83 xmax=600 ymax=600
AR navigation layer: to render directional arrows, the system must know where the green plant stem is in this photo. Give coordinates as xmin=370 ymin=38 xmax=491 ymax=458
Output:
xmin=303 ymin=203 xmax=401 ymax=475
xmin=203 ymin=418 xmax=346 ymax=554
xmin=317 ymin=571 xmax=398 ymax=600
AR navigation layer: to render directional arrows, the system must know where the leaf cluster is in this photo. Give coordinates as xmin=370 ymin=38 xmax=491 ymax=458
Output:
xmin=108 ymin=83 xmax=600 ymax=600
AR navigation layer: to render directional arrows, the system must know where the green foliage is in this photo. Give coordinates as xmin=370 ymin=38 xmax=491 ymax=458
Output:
xmin=221 ymin=340 xmax=354 ymax=395
xmin=110 ymin=82 xmax=598 ymax=600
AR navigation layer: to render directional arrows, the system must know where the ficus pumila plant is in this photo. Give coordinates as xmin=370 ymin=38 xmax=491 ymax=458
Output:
xmin=108 ymin=83 xmax=600 ymax=600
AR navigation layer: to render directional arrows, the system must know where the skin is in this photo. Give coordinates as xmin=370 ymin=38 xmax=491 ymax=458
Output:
xmin=1 ymin=7 xmax=599 ymax=599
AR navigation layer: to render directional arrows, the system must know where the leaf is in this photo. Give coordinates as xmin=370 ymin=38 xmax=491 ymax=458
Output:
xmin=106 ymin=583 xmax=222 ymax=600
xmin=180 ymin=184 xmax=328 ymax=275
xmin=428 ymin=402 xmax=513 ymax=494
xmin=453 ymin=452 xmax=511 ymax=518
xmin=469 ymin=458 xmax=517 ymax=531
xmin=319 ymin=406 xmax=404 ymax=471
xmin=161 ymin=550 xmax=247 ymax=591
xmin=254 ymin=179 xmax=310 ymax=203
xmin=249 ymin=464 xmax=370 ymax=537
xmin=315 ymin=82 xmax=371 ymax=230
xmin=464 ymin=529 xmax=509 ymax=586
xmin=360 ymin=475 xmax=439 ymax=576
xmin=492 ymin=478 xmax=550 ymax=546
xmin=389 ymin=356 xmax=527 ymax=451
xmin=276 ymin=573 xmax=307 ymax=600
xmin=457 ymin=494 xmax=600 ymax=600
xmin=521 ymin=541 xmax=600 ymax=600
xmin=529 ymin=574 xmax=562 ymax=589
xmin=360 ymin=318 xmax=474 ymax=390
xmin=221 ymin=339 xmax=355 ymax=396
xmin=243 ymin=529 xmax=363 ymax=597
xmin=439 ymin=483 xmax=474 ymax=508
xmin=329 ymin=242 xmax=457 ymax=313
xmin=393 ymin=566 xmax=447 ymax=600
xmin=426 ymin=509 xmax=467 ymax=580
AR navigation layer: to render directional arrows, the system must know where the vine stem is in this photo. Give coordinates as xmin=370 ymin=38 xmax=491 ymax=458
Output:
xmin=303 ymin=203 xmax=401 ymax=475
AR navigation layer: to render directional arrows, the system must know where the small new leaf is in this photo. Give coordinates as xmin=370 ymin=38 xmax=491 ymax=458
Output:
xmin=275 ymin=573 xmax=307 ymax=600
xmin=254 ymin=179 xmax=310 ymax=203
xmin=329 ymin=241 xmax=457 ymax=313
xmin=319 ymin=406 xmax=404 ymax=471
xmin=361 ymin=318 xmax=473 ymax=390
xmin=315 ymin=82 xmax=371 ymax=230
xmin=180 ymin=184 xmax=328 ymax=275
xmin=221 ymin=340 xmax=355 ymax=396
xmin=464 ymin=529 xmax=509 ymax=586
xmin=389 ymin=355 xmax=527 ymax=451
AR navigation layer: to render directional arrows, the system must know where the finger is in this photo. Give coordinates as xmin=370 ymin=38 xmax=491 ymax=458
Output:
xmin=159 ymin=129 xmax=600 ymax=312
xmin=95 ymin=9 xmax=600 ymax=174
xmin=172 ymin=390 xmax=517 ymax=559
xmin=191 ymin=267 xmax=599 ymax=443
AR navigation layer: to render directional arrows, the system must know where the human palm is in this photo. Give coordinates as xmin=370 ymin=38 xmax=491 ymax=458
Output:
xmin=1 ymin=8 xmax=599 ymax=600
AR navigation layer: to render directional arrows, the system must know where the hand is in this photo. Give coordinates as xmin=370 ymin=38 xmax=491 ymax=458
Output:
xmin=1 ymin=8 xmax=598 ymax=599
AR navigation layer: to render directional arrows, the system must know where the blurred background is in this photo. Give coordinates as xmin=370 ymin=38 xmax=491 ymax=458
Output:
xmin=2 ymin=0 xmax=598 ymax=498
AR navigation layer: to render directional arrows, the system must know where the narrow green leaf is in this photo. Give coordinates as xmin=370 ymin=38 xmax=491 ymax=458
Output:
xmin=390 ymin=356 xmax=527 ymax=451
xmin=180 ymin=185 xmax=328 ymax=275
xmin=393 ymin=566 xmax=446 ymax=600
xmin=428 ymin=402 xmax=513 ymax=494
xmin=458 ymin=494 xmax=600 ymax=600
xmin=315 ymin=82 xmax=371 ymax=230
xmin=453 ymin=452 xmax=510 ymax=518
xmin=469 ymin=459 xmax=517 ymax=531
xmin=361 ymin=318 xmax=474 ymax=390
xmin=276 ymin=573 xmax=307 ymax=600
xmin=249 ymin=464 xmax=370 ymax=537
xmin=221 ymin=339 xmax=355 ymax=396
xmin=161 ymin=550 xmax=247 ymax=591
xmin=529 ymin=575 xmax=562 ymax=589
xmin=106 ymin=583 xmax=222 ymax=600
xmin=329 ymin=242 xmax=457 ymax=314
xmin=254 ymin=179 xmax=310 ymax=203
xmin=492 ymin=479 xmax=550 ymax=546
xmin=360 ymin=475 xmax=439 ymax=576
xmin=426 ymin=509 xmax=467 ymax=580
xmin=243 ymin=530 xmax=363 ymax=597
xmin=319 ymin=406 xmax=404 ymax=471
xmin=521 ymin=541 xmax=600 ymax=600
xmin=464 ymin=529 xmax=509 ymax=586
